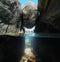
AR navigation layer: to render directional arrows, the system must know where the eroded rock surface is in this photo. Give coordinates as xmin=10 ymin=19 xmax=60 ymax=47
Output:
xmin=0 ymin=0 xmax=21 ymax=36
xmin=22 ymin=2 xmax=37 ymax=28
xmin=36 ymin=0 xmax=60 ymax=33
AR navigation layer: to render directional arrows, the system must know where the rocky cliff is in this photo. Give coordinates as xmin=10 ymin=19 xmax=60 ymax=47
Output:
xmin=0 ymin=0 xmax=21 ymax=36
xmin=36 ymin=0 xmax=60 ymax=33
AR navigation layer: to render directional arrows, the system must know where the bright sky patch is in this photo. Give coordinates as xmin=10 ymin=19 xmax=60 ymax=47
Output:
xmin=19 ymin=0 xmax=38 ymax=6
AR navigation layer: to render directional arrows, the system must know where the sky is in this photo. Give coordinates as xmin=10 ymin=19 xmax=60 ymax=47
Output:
xmin=19 ymin=0 xmax=38 ymax=6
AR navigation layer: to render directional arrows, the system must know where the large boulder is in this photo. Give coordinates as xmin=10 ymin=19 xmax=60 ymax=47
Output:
xmin=22 ymin=2 xmax=37 ymax=28
xmin=0 ymin=0 xmax=22 ymax=36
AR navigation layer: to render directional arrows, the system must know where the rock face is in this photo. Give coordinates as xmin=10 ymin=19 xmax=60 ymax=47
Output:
xmin=22 ymin=2 xmax=37 ymax=28
xmin=36 ymin=0 xmax=60 ymax=33
xmin=0 ymin=0 xmax=21 ymax=36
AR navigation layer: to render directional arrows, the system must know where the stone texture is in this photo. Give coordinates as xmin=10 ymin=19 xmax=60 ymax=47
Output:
xmin=0 ymin=0 xmax=21 ymax=36
xmin=22 ymin=2 xmax=37 ymax=28
xmin=36 ymin=0 xmax=60 ymax=33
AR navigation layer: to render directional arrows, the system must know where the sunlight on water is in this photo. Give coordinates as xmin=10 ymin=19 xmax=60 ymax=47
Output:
xmin=19 ymin=0 xmax=37 ymax=62
xmin=20 ymin=27 xmax=36 ymax=62
xmin=24 ymin=26 xmax=35 ymax=34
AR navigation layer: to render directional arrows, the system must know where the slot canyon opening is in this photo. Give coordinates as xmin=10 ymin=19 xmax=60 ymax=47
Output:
xmin=20 ymin=0 xmax=38 ymax=62
xmin=0 ymin=0 xmax=60 ymax=62
xmin=20 ymin=0 xmax=38 ymax=34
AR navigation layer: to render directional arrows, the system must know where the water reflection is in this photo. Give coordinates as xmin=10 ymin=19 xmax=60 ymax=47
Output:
xmin=20 ymin=32 xmax=60 ymax=62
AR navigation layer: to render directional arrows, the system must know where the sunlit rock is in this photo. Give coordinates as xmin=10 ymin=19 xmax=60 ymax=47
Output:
xmin=24 ymin=26 xmax=35 ymax=34
xmin=0 ymin=0 xmax=22 ymax=36
xmin=20 ymin=48 xmax=35 ymax=62
xmin=22 ymin=2 xmax=37 ymax=28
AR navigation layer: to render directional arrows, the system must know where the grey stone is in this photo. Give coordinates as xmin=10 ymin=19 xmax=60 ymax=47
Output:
xmin=22 ymin=2 xmax=37 ymax=28
xmin=0 ymin=0 xmax=22 ymax=36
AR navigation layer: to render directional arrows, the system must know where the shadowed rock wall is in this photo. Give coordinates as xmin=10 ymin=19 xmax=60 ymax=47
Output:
xmin=35 ymin=0 xmax=60 ymax=33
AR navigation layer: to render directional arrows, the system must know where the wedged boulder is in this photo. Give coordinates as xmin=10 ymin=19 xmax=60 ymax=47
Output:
xmin=22 ymin=2 xmax=37 ymax=28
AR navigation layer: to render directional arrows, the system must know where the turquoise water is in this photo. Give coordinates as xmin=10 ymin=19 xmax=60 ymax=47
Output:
xmin=20 ymin=33 xmax=60 ymax=38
